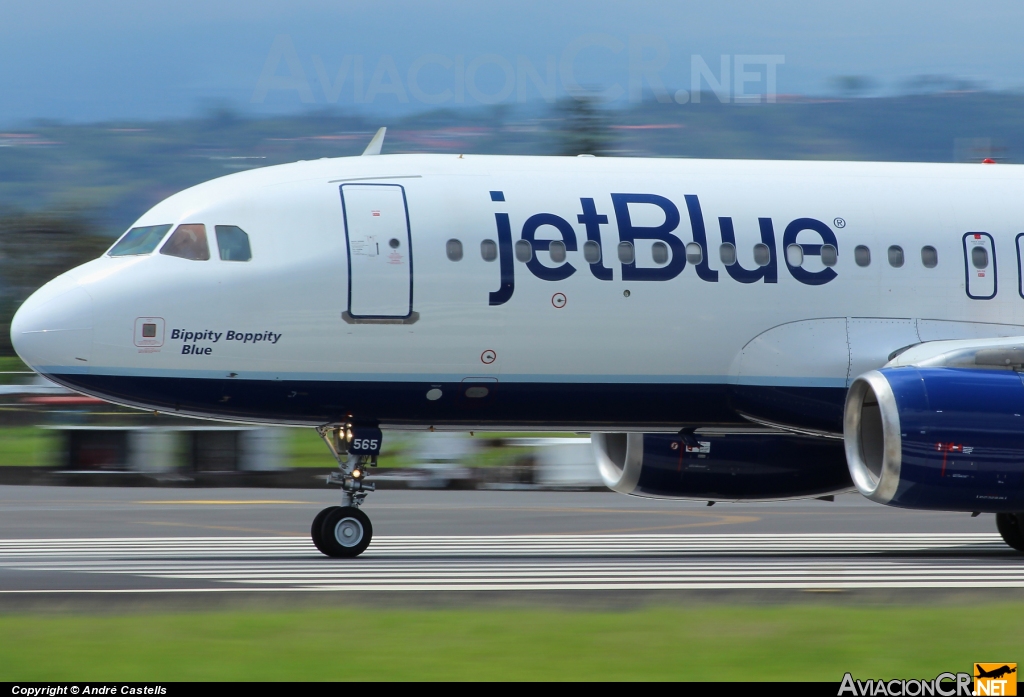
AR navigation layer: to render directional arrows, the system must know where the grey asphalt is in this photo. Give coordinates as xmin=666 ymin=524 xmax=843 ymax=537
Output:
xmin=0 ymin=486 xmax=1017 ymax=598
xmin=0 ymin=485 xmax=996 ymax=539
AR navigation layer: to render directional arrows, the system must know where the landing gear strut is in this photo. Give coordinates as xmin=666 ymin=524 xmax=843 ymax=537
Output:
xmin=310 ymin=424 xmax=381 ymax=558
xmin=996 ymin=512 xmax=1024 ymax=552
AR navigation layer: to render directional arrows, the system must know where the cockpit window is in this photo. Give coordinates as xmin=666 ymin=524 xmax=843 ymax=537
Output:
xmin=108 ymin=224 xmax=172 ymax=257
xmin=214 ymin=225 xmax=252 ymax=261
xmin=160 ymin=224 xmax=210 ymax=261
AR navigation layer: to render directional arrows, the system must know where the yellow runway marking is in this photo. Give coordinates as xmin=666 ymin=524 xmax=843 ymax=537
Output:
xmin=135 ymin=500 xmax=311 ymax=505
xmin=141 ymin=521 xmax=306 ymax=535
xmin=569 ymin=515 xmax=762 ymax=535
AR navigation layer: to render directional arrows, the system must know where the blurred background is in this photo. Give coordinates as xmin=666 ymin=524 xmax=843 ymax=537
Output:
xmin=2 ymin=0 xmax=1023 ymax=485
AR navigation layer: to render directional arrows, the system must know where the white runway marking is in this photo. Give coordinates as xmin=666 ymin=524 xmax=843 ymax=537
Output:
xmin=0 ymin=534 xmax=1019 ymax=593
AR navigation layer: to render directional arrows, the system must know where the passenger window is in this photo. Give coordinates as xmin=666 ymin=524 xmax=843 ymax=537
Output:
xmin=446 ymin=239 xmax=463 ymax=261
xmin=684 ymin=242 xmax=702 ymax=265
xmin=214 ymin=225 xmax=252 ymax=261
xmin=855 ymin=245 xmax=871 ymax=267
xmin=583 ymin=240 xmax=602 ymax=264
xmin=549 ymin=240 xmax=567 ymax=263
xmin=753 ymin=243 xmax=771 ymax=267
xmin=514 ymin=239 xmax=532 ymax=263
xmin=617 ymin=241 xmax=635 ymax=264
xmin=719 ymin=243 xmax=737 ymax=266
xmin=786 ymin=244 xmax=804 ymax=267
xmin=109 ymin=224 xmax=172 ymax=256
xmin=821 ymin=244 xmax=838 ymax=267
xmin=972 ymin=246 xmax=989 ymax=269
xmin=480 ymin=239 xmax=497 ymax=262
xmin=160 ymin=224 xmax=210 ymax=261
xmin=888 ymin=245 xmax=904 ymax=268
xmin=921 ymin=246 xmax=938 ymax=268
xmin=652 ymin=241 xmax=669 ymax=265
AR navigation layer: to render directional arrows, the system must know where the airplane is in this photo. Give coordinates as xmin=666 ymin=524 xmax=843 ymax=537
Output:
xmin=976 ymin=665 xmax=1016 ymax=680
xmin=11 ymin=127 xmax=1024 ymax=557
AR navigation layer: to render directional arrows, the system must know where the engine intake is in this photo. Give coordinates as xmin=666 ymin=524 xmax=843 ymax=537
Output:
xmin=845 ymin=367 xmax=1024 ymax=511
xmin=843 ymin=371 xmax=902 ymax=504
xmin=593 ymin=431 xmax=852 ymax=501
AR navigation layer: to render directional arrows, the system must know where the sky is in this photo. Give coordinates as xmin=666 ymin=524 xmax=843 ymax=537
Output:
xmin=1 ymin=0 xmax=1023 ymax=125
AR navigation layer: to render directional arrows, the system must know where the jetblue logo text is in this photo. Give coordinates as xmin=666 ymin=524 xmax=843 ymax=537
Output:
xmin=487 ymin=191 xmax=839 ymax=306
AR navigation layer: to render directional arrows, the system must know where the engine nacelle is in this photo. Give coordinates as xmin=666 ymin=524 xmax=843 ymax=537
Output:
xmin=845 ymin=367 xmax=1024 ymax=512
xmin=593 ymin=432 xmax=852 ymax=501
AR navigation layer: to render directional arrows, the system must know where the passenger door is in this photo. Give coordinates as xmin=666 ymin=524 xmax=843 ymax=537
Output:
xmin=963 ymin=232 xmax=996 ymax=299
xmin=340 ymin=183 xmax=414 ymax=320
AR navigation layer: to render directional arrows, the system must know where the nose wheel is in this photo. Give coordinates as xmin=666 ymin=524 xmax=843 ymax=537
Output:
xmin=313 ymin=506 xmax=373 ymax=557
xmin=311 ymin=423 xmax=381 ymax=558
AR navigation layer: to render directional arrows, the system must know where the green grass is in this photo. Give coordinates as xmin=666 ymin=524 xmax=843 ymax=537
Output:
xmin=0 ymin=355 xmax=33 ymax=385
xmin=0 ymin=356 xmax=30 ymax=372
xmin=0 ymin=603 xmax=1020 ymax=681
xmin=285 ymin=427 xmax=340 ymax=468
xmin=284 ymin=429 xmax=584 ymax=469
xmin=0 ymin=426 xmax=55 ymax=466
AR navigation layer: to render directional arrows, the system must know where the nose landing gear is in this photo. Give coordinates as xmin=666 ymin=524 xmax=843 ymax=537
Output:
xmin=311 ymin=424 xmax=381 ymax=558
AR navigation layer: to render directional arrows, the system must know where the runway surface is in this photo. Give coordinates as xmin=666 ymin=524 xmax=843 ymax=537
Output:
xmin=2 ymin=483 xmax=1015 ymax=593
xmin=0 ymin=485 xmax=1002 ymax=537
xmin=0 ymin=487 xmax=1020 ymax=594
xmin=0 ymin=533 xmax=1021 ymax=593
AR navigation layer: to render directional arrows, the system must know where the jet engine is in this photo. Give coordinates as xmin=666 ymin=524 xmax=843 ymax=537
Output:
xmin=844 ymin=365 xmax=1024 ymax=512
xmin=593 ymin=431 xmax=852 ymax=501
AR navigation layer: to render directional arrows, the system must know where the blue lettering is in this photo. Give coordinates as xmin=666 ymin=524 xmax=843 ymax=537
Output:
xmin=483 ymin=191 xmax=838 ymax=296
xmin=718 ymin=217 xmax=778 ymax=283
xmin=521 ymin=213 xmax=577 ymax=282
xmin=181 ymin=344 xmax=211 ymax=355
xmin=489 ymin=210 xmax=515 ymax=306
xmin=683 ymin=195 xmax=718 ymax=282
xmin=783 ymin=218 xmax=838 ymax=286
xmin=611 ymin=193 xmax=685 ymax=281
xmin=577 ymin=198 xmax=613 ymax=281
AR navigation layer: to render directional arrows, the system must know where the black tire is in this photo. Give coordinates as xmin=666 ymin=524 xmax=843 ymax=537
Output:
xmin=311 ymin=506 xmax=340 ymax=554
xmin=996 ymin=513 xmax=1024 ymax=552
xmin=319 ymin=506 xmax=373 ymax=558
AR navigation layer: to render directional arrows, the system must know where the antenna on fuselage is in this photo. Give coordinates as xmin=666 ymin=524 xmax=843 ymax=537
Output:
xmin=361 ymin=127 xmax=386 ymax=156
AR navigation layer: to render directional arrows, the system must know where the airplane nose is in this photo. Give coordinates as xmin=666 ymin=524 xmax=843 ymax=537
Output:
xmin=11 ymin=273 xmax=94 ymax=374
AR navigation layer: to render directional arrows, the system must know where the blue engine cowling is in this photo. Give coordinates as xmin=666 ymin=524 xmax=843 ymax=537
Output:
xmin=593 ymin=432 xmax=852 ymax=500
xmin=845 ymin=367 xmax=1024 ymax=512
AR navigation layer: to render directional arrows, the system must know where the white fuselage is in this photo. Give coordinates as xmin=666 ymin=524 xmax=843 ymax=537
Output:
xmin=11 ymin=154 xmax=1024 ymax=431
